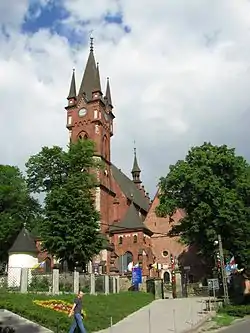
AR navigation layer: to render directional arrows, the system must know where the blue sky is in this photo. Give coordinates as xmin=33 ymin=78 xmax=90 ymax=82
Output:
xmin=21 ymin=1 xmax=130 ymax=45
xmin=1 ymin=0 xmax=250 ymax=196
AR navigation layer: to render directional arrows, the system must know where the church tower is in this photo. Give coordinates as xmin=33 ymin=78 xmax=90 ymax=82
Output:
xmin=65 ymin=38 xmax=116 ymax=234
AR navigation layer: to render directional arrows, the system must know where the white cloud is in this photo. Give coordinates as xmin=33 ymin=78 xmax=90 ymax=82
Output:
xmin=1 ymin=0 xmax=250 ymax=196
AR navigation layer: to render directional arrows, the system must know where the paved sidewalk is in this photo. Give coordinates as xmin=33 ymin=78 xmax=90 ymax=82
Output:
xmin=220 ymin=319 xmax=250 ymax=333
xmin=0 ymin=309 xmax=53 ymax=333
xmin=95 ymin=297 xmax=211 ymax=333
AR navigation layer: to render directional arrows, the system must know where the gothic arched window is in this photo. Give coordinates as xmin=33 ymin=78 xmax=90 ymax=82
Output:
xmin=118 ymin=251 xmax=133 ymax=273
xmin=102 ymin=135 xmax=108 ymax=159
xmin=78 ymin=131 xmax=88 ymax=140
xmin=118 ymin=236 xmax=123 ymax=245
xmin=163 ymin=271 xmax=170 ymax=284
xmin=133 ymin=235 xmax=138 ymax=243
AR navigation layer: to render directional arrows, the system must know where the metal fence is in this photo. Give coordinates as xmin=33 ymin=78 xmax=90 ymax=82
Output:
xmin=79 ymin=273 xmax=91 ymax=293
xmin=0 ymin=269 xmax=119 ymax=295
xmin=95 ymin=275 xmax=105 ymax=293
xmin=27 ymin=269 xmax=53 ymax=293
xmin=59 ymin=272 xmax=74 ymax=293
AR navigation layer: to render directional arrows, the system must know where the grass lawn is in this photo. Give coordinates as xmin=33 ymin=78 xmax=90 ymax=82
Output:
xmin=212 ymin=312 xmax=236 ymax=328
xmin=0 ymin=292 xmax=154 ymax=332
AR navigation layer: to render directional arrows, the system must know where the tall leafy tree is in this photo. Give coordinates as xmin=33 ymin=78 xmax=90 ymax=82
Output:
xmin=157 ymin=142 xmax=250 ymax=270
xmin=26 ymin=139 xmax=103 ymax=270
xmin=0 ymin=165 xmax=41 ymax=263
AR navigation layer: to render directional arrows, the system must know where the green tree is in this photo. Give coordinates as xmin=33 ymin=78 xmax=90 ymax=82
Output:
xmin=26 ymin=139 xmax=104 ymax=270
xmin=0 ymin=165 xmax=41 ymax=263
xmin=157 ymin=142 xmax=250 ymax=270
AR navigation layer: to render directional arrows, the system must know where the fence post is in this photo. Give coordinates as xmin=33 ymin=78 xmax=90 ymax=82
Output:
xmin=104 ymin=275 xmax=109 ymax=295
xmin=116 ymin=276 xmax=120 ymax=293
xmin=52 ymin=269 xmax=59 ymax=295
xmin=73 ymin=271 xmax=79 ymax=294
xmin=90 ymin=273 xmax=95 ymax=295
xmin=20 ymin=268 xmax=28 ymax=293
xmin=112 ymin=277 xmax=117 ymax=293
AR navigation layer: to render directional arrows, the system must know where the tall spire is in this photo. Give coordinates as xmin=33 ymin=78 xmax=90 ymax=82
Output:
xmin=131 ymin=143 xmax=141 ymax=185
xmin=67 ymin=68 xmax=76 ymax=100
xmin=105 ymin=77 xmax=113 ymax=107
xmin=93 ymin=62 xmax=102 ymax=93
xmin=78 ymin=37 xmax=100 ymax=100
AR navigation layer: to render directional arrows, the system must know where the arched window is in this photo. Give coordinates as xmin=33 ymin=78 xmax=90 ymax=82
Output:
xmin=78 ymin=131 xmax=88 ymax=140
xmin=118 ymin=251 xmax=133 ymax=274
xmin=102 ymin=135 xmax=108 ymax=159
xmin=163 ymin=271 xmax=170 ymax=284
xmin=133 ymin=235 xmax=138 ymax=243
xmin=118 ymin=236 xmax=123 ymax=245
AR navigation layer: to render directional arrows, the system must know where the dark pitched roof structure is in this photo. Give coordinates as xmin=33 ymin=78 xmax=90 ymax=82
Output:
xmin=132 ymin=148 xmax=141 ymax=173
xmin=109 ymin=203 xmax=153 ymax=236
xmin=111 ymin=164 xmax=149 ymax=212
xmin=9 ymin=227 xmax=38 ymax=254
xmin=105 ymin=77 xmax=112 ymax=107
xmin=67 ymin=69 xmax=76 ymax=99
xmin=78 ymin=38 xmax=102 ymax=100
xmin=93 ymin=62 xmax=102 ymax=93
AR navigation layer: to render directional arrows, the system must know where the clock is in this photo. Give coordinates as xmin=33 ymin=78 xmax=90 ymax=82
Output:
xmin=78 ymin=108 xmax=87 ymax=117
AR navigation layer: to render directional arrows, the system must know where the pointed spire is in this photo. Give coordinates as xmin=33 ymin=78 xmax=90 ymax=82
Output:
xmin=67 ymin=68 xmax=76 ymax=100
xmin=78 ymin=37 xmax=100 ymax=100
xmin=93 ymin=62 xmax=102 ymax=93
xmin=132 ymin=147 xmax=141 ymax=173
xmin=105 ymin=77 xmax=113 ymax=107
xmin=131 ymin=143 xmax=141 ymax=185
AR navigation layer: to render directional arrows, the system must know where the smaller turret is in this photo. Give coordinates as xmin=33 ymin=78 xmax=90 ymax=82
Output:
xmin=67 ymin=68 xmax=77 ymax=107
xmin=131 ymin=146 xmax=142 ymax=187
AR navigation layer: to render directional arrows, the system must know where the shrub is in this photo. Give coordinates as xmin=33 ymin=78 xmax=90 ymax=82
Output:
xmin=218 ymin=304 xmax=250 ymax=318
xmin=28 ymin=276 xmax=50 ymax=292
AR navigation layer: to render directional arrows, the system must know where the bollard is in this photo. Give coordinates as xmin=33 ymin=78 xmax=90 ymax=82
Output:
xmin=173 ymin=309 xmax=177 ymax=333
xmin=110 ymin=316 xmax=113 ymax=333
xmin=148 ymin=308 xmax=151 ymax=333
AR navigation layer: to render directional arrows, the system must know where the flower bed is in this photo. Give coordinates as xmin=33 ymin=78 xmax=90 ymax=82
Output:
xmin=34 ymin=300 xmax=72 ymax=314
xmin=34 ymin=299 xmax=87 ymax=318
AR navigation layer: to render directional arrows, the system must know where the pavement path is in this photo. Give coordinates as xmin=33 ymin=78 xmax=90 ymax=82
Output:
xmin=0 ymin=309 xmax=53 ymax=333
xmin=95 ymin=297 xmax=212 ymax=333
xmin=219 ymin=319 xmax=250 ymax=333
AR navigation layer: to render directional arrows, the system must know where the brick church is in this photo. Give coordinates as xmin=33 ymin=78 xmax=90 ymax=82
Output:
xmin=62 ymin=37 xmax=204 ymax=280
xmin=8 ymin=38 xmax=202 ymax=281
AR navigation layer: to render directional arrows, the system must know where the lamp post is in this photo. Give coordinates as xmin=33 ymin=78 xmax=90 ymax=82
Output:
xmin=214 ymin=235 xmax=229 ymax=305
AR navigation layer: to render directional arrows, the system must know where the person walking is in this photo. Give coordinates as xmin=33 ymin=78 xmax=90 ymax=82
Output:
xmin=68 ymin=291 xmax=86 ymax=333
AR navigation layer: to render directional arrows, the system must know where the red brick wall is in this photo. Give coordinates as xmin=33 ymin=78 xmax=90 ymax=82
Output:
xmin=144 ymin=192 xmax=205 ymax=279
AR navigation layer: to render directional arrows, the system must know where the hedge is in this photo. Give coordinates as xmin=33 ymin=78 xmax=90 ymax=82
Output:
xmin=218 ymin=304 xmax=250 ymax=318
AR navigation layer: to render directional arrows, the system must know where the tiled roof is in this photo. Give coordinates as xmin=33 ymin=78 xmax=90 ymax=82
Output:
xmin=8 ymin=227 xmax=38 ymax=254
xmin=111 ymin=164 xmax=149 ymax=212
xmin=109 ymin=203 xmax=153 ymax=236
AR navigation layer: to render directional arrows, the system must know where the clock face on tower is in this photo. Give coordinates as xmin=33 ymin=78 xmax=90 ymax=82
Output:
xmin=78 ymin=108 xmax=87 ymax=117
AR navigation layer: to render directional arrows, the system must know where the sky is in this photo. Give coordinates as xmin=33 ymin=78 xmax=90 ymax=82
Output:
xmin=1 ymin=0 xmax=250 ymax=197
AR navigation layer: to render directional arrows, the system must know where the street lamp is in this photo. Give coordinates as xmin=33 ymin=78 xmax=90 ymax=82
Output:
xmin=214 ymin=235 xmax=229 ymax=305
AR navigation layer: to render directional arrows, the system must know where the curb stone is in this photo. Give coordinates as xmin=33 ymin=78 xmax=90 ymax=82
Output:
xmin=182 ymin=311 xmax=216 ymax=333
xmin=204 ymin=317 xmax=248 ymax=332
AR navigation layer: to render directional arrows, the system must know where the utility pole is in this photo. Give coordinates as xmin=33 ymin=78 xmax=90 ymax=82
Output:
xmin=218 ymin=234 xmax=230 ymax=304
